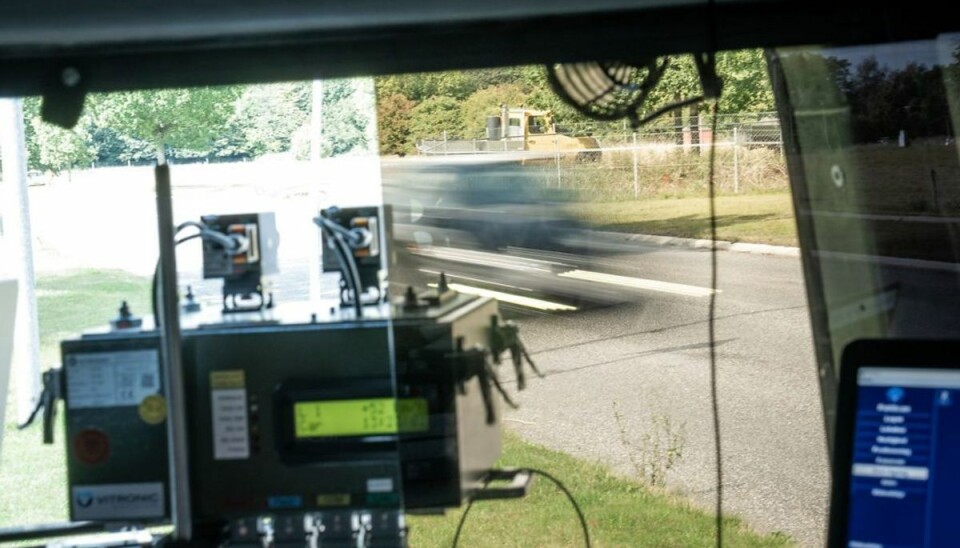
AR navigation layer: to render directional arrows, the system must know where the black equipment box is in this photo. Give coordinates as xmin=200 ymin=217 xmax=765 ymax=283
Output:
xmin=59 ymin=293 xmax=502 ymax=539
xmin=61 ymin=334 xmax=169 ymax=523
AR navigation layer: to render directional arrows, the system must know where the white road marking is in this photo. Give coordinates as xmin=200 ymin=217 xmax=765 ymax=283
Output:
xmin=412 ymin=246 xmax=553 ymax=272
xmin=557 ymin=269 xmax=719 ymax=297
xmin=429 ymin=282 xmax=577 ymax=312
xmin=418 ymin=269 xmax=534 ymax=292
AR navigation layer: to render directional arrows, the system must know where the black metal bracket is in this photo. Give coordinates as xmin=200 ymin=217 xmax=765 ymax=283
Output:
xmin=472 ymin=468 xmax=535 ymax=501
xmin=489 ymin=315 xmax=545 ymax=391
xmin=41 ymin=368 xmax=62 ymax=444
xmin=17 ymin=367 xmax=62 ymax=445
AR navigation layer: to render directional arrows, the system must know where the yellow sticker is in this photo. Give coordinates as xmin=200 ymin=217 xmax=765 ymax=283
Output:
xmin=210 ymin=370 xmax=246 ymax=389
xmin=138 ymin=394 xmax=167 ymax=425
xmin=315 ymin=494 xmax=351 ymax=507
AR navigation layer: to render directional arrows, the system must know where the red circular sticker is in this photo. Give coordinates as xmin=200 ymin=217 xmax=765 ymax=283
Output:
xmin=73 ymin=429 xmax=110 ymax=465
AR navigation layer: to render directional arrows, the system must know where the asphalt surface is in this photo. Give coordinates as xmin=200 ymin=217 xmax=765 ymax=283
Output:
xmin=486 ymin=243 xmax=827 ymax=547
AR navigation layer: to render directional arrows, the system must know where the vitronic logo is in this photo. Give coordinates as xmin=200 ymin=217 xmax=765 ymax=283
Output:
xmin=75 ymin=491 xmax=94 ymax=508
xmin=95 ymin=493 xmax=160 ymax=505
xmin=73 ymin=483 xmax=164 ymax=519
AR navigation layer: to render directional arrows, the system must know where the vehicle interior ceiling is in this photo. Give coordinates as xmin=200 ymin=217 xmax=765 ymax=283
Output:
xmin=3 ymin=1 xmax=960 ymax=547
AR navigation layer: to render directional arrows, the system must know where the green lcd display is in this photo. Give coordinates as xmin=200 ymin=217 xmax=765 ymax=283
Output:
xmin=294 ymin=398 xmax=429 ymax=438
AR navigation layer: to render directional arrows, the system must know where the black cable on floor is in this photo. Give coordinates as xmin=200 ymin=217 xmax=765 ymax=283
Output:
xmin=707 ymin=100 xmax=723 ymax=548
xmin=450 ymin=495 xmax=478 ymax=548
xmin=451 ymin=468 xmax=590 ymax=548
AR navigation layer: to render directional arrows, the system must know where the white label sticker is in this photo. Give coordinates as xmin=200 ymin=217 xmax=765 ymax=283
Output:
xmin=367 ymin=478 xmax=394 ymax=493
xmin=66 ymin=350 xmax=160 ymax=409
xmin=212 ymin=388 xmax=250 ymax=460
xmin=72 ymin=482 xmax=165 ymax=520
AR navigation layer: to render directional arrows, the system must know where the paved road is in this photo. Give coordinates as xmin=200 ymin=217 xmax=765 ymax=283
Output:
xmin=491 ymin=243 xmax=827 ymax=547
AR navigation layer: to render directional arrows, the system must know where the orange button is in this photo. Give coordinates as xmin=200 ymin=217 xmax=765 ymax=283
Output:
xmin=73 ymin=429 xmax=110 ymax=465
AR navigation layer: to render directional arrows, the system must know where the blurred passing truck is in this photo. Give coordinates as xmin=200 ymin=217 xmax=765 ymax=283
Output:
xmin=382 ymin=156 xmax=610 ymax=309
xmin=383 ymin=156 xmax=643 ymax=309
xmin=383 ymin=155 xmax=582 ymax=252
xmin=417 ymin=105 xmax=602 ymax=161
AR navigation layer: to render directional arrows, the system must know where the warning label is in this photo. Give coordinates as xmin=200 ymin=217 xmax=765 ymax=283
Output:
xmin=66 ymin=350 xmax=160 ymax=409
xmin=211 ymin=370 xmax=250 ymax=460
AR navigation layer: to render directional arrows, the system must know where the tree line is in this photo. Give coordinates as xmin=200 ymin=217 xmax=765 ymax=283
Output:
xmin=24 ymin=79 xmax=375 ymax=174
xmin=22 ymin=52 xmax=775 ymax=173
xmin=376 ymin=50 xmax=775 ymax=155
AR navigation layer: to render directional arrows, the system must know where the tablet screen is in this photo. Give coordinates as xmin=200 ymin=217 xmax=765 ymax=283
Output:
xmin=845 ymin=367 xmax=960 ymax=546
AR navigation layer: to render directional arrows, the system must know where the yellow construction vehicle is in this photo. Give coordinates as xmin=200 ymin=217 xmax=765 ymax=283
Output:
xmin=485 ymin=105 xmax=601 ymax=161
xmin=417 ymin=105 xmax=601 ymax=160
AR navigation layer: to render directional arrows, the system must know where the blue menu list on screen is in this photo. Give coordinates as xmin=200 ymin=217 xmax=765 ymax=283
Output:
xmin=848 ymin=381 xmax=960 ymax=547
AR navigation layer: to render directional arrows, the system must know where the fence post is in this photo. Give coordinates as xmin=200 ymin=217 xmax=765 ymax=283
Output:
xmin=555 ymin=136 xmax=561 ymax=187
xmin=632 ymin=132 xmax=639 ymax=199
xmin=733 ymin=126 xmax=740 ymax=194
xmin=443 ymin=130 xmax=448 ymax=155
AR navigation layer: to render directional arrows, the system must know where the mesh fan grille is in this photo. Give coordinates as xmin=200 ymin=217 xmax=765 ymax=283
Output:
xmin=547 ymin=60 xmax=668 ymax=123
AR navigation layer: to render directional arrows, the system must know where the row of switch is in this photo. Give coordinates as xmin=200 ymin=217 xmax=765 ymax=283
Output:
xmin=230 ymin=510 xmax=406 ymax=548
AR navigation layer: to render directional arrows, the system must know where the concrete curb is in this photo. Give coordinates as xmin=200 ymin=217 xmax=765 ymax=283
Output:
xmin=602 ymin=231 xmax=960 ymax=272
xmin=613 ymin=232 xmax=800 ymax=258
xmin=728 ymin=242 xmax=801 ymax=258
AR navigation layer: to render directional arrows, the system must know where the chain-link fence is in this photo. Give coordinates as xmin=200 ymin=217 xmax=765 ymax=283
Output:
xmin=418 ymin=112 xmax=788 ymax=200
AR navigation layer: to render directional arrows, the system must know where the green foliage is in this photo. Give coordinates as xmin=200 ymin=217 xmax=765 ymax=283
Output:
xmin=376 ymin=93 xmax=416 ymax=156
xmin=377 ymin=72 xmax=473 ymax=102
xmin=18 ymin=52 xmax=776 ymax=171
xmin=87 ymin=126 xmax=154 ymax=165
xmin=22 ymin=97 xmax=94 ymax=174
xmin=373 ymin=52 xmax=776 ymax=153
xmin=646 ymin=55 xmax=702 ymax=113
xmin=460 ymin=84 xmax=530 ymax=138
xmin=87 ymin=87 xmax=242 ymax=160
xmin=643 ymin=51 xmax=774 ymax=125
xmin=377 ymin=68 xmax=530 ymax=102
xmin=408 ymin=96 xmax=465 ymax=141
xmin=715 ymin=49 xmax=776 ymax=113
xmin=30 ymin=120 xmax=95 ymax=174
xmin=316 ymin=79 xmax=374 ymax=157
xmin=230 ymin=83 xmax=310 ymax=156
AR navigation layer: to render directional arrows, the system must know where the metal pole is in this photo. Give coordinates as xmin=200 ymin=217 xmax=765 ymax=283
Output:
xmin=443 ymin=130 xmax=448 ymax=155
xmin=555 ymin=136 xmax=561 ymax=187
xmin=632 ymin=132 xmax=639 ymax=200
xmin=733 ymin=126 xmax=740 ymax=194
xmin=0 ymin=98 xmax=41 ymax=425
xmin=311 ymin=80 xmax=323 ymax=163
xmin=155 ymin=164 xmax=193 ymax=540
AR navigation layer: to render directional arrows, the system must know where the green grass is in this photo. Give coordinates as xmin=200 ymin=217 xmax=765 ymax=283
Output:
xmin=409 ymin=432 xmax=793 ymax=547
xmin=34 ymin=269 xmax=152 ymax=366
xmin=2 ymin=270 xmax=152 ymax=529
xmin=573 ymin=193 xmax=799 ymax=247
xmin=2 ymin=270 xmax=793 ymax=546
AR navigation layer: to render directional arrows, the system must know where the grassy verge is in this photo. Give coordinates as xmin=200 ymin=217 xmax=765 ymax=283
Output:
xmin=573 ymin=193 xmax=799 ymax=247
xmin=410 ymin=432 xmax=792 ymax=547
xmin=34 ymin=269 xmax=152 ymax=366
xmin=2 ymin=270 xmax=152 ymax=528
xmin=3 ymin=270 xmax=792 ymax=546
